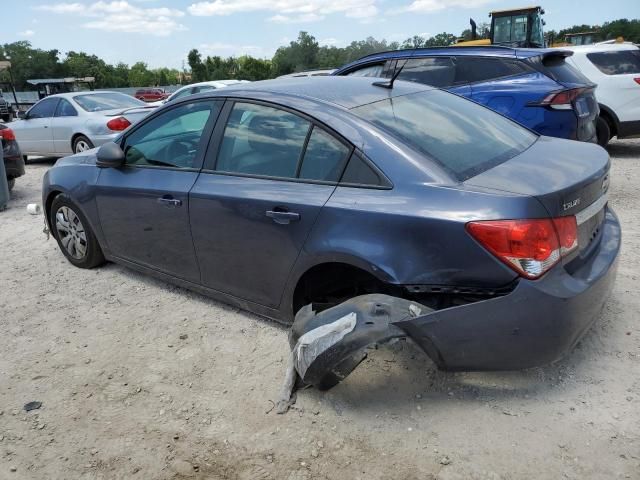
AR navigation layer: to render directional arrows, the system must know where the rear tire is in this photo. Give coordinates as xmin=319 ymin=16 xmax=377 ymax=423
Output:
xmin=7 ymin=178 xmax=15 ymax=191
xmin=596 ymin=116 xmax=611 ymax=147
xmin=23 ymin=155 xmax=28 ymax=165
xmin=73 ymin=135 xmax=94 ymax=154
xmin=50 ymin=194 xmax=105 ymax=269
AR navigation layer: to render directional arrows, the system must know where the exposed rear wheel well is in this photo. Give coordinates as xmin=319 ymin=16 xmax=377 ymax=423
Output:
xmin=45 ymin=190 xmax=63 ymax=226
xmin=292 ymin=263 xmax=397 ymax=315
xmin=598 ymin=106 xmax=617 ymax=137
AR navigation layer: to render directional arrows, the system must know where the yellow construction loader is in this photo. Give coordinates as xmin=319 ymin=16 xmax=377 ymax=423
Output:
xmin=457 ymin=6 xmax=546 ymax=48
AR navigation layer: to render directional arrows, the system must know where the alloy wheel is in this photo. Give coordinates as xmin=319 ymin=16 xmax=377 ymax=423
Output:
xmin=75 ymin=140 xmax=91 ymax=152
xmin=55 ymin=206 xmax=87 ymax=259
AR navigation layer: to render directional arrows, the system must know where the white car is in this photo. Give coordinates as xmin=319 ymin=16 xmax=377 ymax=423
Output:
xmin=277 ymin=69 xmax=335 ymax=79
xmin=148 ymin=80 xmax=250 ymax=106
xmin=12 ymin=91 xmax=155 ymax=158
xmin=562 ymin=43 xmax=640 ymax=146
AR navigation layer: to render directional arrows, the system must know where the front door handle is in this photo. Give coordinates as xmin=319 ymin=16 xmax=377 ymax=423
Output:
xmin=266 ymin=210 xmax=300 ymax=225
xmin=157 ymin=196 xmax=182 ymax=207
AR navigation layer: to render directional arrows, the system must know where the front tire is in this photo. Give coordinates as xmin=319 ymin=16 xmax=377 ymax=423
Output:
xmin=73 ymin=135 xmax=94 ymax=154
xmin=596 ymin=116 xmax=611 ymax=147
xmin=7 ymin=178 xmax=15 ymax=191
xmin=50 ymin=194 xmax=105 ymax=269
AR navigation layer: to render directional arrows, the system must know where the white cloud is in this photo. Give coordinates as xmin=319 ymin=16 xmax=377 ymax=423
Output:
xmin=34 ymin=1 xmax=186 ymax=36
xmin=399 ymin=0 xmax=494 ymax=13
xmin=188 ymin=0 xmax=379 ymax=22
xmin=18 ymin=29 xmax=36 ymax=37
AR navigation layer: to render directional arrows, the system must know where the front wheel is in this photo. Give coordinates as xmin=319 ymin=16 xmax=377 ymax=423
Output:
xmin=596 ymin=116 xmax=611 ymax=147
xmin=73 ymin=135 xmax=94 ymax=154
xmin=50 ymin=194 xmax=105 ymax=269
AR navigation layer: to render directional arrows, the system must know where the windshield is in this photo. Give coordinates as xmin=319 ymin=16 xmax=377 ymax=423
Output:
xmin=351 ymin=90 xmax=537 ymax=181
xmin=73 ymin=92 xmax=145 ymax=112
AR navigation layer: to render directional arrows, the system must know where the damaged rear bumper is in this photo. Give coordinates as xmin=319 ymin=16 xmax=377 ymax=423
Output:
xmin=290 ymin=210 xmax=620 ymax=387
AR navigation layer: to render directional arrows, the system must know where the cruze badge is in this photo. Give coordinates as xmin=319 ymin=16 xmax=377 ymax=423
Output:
xmin=563 ymin=198 xmax=581 ymax=211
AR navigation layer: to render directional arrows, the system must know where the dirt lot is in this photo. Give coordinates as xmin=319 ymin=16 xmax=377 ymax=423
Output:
xmin=1 ymin=139 xmax=639 ymax=480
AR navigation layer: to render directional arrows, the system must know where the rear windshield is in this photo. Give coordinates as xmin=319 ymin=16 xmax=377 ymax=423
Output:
xmin=351 ymin=89 xmax=536 ymax=181
xmin=587 ymin=50 xmax=640 ymax=75
xmin=73 ymin=92 xmax=145 ymax=112
xmin=537 ymin=55 xmax=592 ymax=85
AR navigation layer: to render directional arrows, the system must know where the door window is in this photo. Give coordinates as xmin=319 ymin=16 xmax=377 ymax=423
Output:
xmin=453 ymin=57 xmax=531 ymax=84
xmin=123 ymin=101 xmax=220 ymax=169
xmin=346 ymin=63 xmax=386 ymax=77
xmin=587 ymin=50 xmax=640 ymax=75
xmin=28 ymin=98 xmax=59 ymax=119
xmin=54 ymin=98 xmax=78 ymax=117
xmin=397 ymin=57 xmax=456 ymax=88
xmin=215 ymin=102 xmax=310 ymax=178
xmin=299 ymin=127 xmax=350 ymax=181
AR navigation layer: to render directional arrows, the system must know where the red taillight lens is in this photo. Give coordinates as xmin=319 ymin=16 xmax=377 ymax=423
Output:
xmin=466 ymin=217 xmax=578 ymax=279
xmin=106 ymin=116 xmax=131 ymax=131
xmin=538 ymin=88 xmax=585 ymax=110
xmin=634 ymin=78 xmax=640 ymax=85
xmin=0 ymin=128 xmax=16 ymax=141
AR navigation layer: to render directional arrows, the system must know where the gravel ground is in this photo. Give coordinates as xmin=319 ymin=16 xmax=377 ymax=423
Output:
xmin=1 ymin=139 xmax=639 ymax=480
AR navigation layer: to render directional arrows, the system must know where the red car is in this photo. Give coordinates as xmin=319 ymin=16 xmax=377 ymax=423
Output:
xmin=134 ymin=88 xmax=169 ymax=102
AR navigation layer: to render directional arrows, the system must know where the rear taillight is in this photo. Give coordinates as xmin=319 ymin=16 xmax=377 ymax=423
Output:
xmin=634 ymin=78 xmax=640 ymax=85
xmin=106 ymin=116 xmax=131 ymax=131
xmin=0 ymin=128 xmax=16 ymax=141
xmin=538 ymin=88 xmax=586 ymax=110
xmin=466 ymin=217 xmax=578 ymax=279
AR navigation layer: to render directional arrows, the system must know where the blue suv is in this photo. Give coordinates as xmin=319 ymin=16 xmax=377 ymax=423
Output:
xmin=333 ymin=46 xmax=599 ymax=143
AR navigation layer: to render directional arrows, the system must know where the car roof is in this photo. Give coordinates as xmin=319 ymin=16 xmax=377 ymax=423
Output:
xmin=334 ymin=46 xmax=570 ymax=73
xmin=41 ymin=90 xmax=130 ymax=100
xmin=556 ymin=43 xmax=639 ymax=54
xmin=196 ymin=76 xmax=434 ymax=110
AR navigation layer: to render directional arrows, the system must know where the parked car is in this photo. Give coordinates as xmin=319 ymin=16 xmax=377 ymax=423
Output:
xmin=333 ymin=46 xmax=599 ymax=143
xmin=277 ymin=69 xmax=336 ymax=79
xmin=134 ymin=88 xmax=169 ymax=102
xmin=561 ymin=43 xmax=640 ymax=146
xmin=42 ymin=77 xmax=619 ymax=372
xmin=11 ymin=91 xmax=155 ymax=158
xmin=148 ymin=80 xmax=250 ymax=106
xmin=0 ymin=124 xmax=25 ymax=191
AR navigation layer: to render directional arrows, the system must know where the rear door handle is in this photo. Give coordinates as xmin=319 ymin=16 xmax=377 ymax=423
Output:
xmin=157 ymin=196 xmax=182 ymax=207
xmin=266 ymin=210 xmax=300 ymax=225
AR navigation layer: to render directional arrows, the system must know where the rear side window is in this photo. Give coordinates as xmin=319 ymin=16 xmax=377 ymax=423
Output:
xmin=346 ymin=63 xmax=385 ymax=78
xmin=216 ymin=102 xmax=310 ymax=178
xmin=299 ymin=127 xmax=350 ymax=182
xmin=534 ymin=55 xmax=592 ymax=84
xmin=454 ymin=57 xmax=532 ymax=84
xmin=340 ymin=153 xmax=387 ymax=187
xmin=397 ymin=57 xmax=456 ymax=88
xmin=587 ymin=50 xmax=640 ymax=75
xmin=351 ymin=89 xmax=536 ymax=181
xmin=55 ymin=98 xmax=77 ymax=117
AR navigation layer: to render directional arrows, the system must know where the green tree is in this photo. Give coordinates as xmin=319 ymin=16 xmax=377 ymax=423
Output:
xmin=187 ymin=49 xmax=208 ymax=82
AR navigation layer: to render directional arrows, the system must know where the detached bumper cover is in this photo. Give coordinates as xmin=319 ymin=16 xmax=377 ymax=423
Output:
xmin=290 ymin=210 xmax=620 ymax=387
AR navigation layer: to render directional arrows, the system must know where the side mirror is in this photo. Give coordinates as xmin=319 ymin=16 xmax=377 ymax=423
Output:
xmin=96 ymin=142 xmax=125 ymax=168
xmin=18 ymin=111 xmax=28 ymax=120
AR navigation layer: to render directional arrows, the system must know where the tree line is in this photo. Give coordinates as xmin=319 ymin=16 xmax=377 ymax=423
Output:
xmin=1 ymin=18 xmax=638 ymax=89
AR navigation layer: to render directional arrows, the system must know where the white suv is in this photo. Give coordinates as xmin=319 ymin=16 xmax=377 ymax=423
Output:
xmin=562 ymin=43 xmax=640 ymax=146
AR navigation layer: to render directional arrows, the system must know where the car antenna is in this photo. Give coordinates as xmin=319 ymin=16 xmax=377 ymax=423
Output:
xmin=372 ymin=46 xmax=418 ymax=89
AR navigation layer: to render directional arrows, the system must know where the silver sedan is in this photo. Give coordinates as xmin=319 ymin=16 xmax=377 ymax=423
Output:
xmin=11 ymin=91 xmax=155 ymax=158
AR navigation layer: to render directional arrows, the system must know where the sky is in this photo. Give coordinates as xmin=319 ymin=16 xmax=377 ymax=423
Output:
xmin=3 ymin=0 xmax=639 ymax=69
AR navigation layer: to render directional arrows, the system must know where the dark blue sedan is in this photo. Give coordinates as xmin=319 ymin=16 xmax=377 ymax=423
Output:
xmin=333 ymin=46 xmax=600 ymax=144
xmin=42 ymin=77 xmax=620 ymax=371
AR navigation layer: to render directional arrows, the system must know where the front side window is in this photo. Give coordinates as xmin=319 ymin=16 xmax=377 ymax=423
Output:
xmin=28 ymin=98 xmax=59 ymax=119
xmin=169 ymin=88 xmax=194 ymax=102
xmin=123 ymin=101 xmax=220 ymax=169
xmin=397 ymin=57 xmax=456 ymax=88
xmin=587 ymin=50 xmax=640 ymax=75
xmin=55 ymin=98 xmax=78 ymax=117
xmin=74 ymin=92 xmax=144 ymax=112
xmin=351 ymin=89 xmax=536 ymax=181
xmin=215 ymin=102 xmax=310 ymax=178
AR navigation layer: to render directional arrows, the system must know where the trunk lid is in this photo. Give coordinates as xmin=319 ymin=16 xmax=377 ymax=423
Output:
xmin=465 ymin=136 xmax=610 ymax=254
